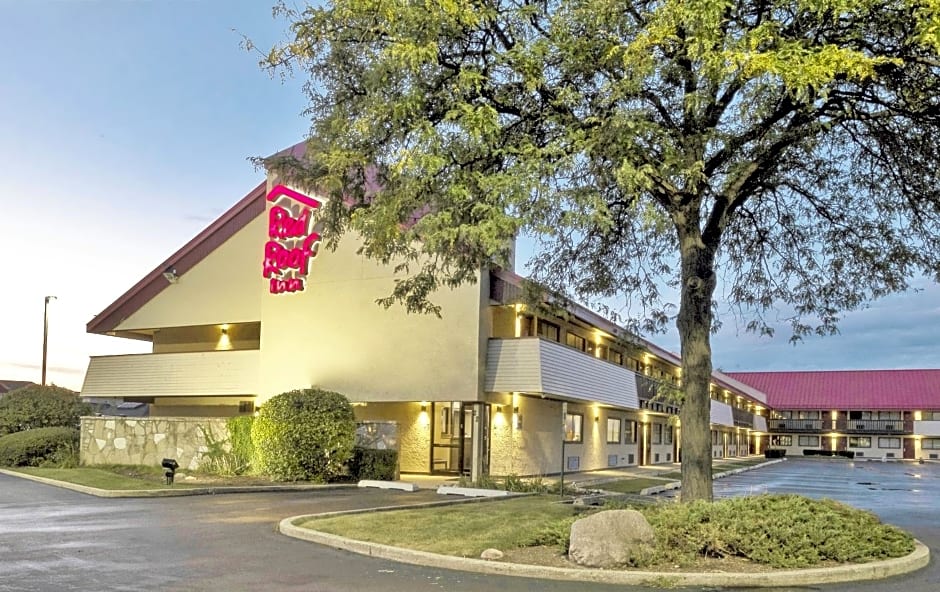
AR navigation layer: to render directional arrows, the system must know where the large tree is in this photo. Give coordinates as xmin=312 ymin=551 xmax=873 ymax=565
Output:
xmin=259 ymin=0 xmax=940 ymax=500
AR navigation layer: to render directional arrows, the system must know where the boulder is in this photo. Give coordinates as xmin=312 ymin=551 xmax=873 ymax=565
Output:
xmin=480 ymin=548 xmax=504 ymax=560
xmin=567 ymin=509 xmax=654 ymax=568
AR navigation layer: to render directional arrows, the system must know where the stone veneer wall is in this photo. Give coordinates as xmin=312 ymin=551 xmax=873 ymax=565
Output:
xmin=80 ymin=416 xmax=229 ymax=471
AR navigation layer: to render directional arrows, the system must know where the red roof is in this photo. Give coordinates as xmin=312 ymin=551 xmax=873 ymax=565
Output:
xmin=728 ymin=370 xmax=940 ymax=410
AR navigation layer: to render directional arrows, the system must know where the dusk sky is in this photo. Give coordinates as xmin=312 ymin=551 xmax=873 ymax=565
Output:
xmin=1 ymin=1 xmax=938 ymax=392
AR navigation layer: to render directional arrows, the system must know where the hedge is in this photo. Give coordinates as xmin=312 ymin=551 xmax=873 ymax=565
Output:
xmin=0 ymin=427 xmax=79 ymax=467
xmin=348 ymin=447 xmax=398 ymax=480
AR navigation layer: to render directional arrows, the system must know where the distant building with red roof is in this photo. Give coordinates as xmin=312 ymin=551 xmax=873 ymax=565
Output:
xmin=730 ymin=370 xmax=940 ymax=460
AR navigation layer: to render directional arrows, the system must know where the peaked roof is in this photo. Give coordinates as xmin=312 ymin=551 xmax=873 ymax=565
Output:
xmin=87 ymin=181 xmax=267 ymax=334
xmin=728 ymin=370 xmax=940 ymax=410
xmin=0 ymin=380 xmax=35 ymax=395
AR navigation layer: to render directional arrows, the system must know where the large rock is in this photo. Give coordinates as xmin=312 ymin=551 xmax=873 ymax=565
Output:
xmin=568 ymin=509 xmax=655 ymax=568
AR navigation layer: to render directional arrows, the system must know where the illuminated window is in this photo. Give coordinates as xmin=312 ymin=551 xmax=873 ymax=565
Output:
xmin=878 ymin=437 xmax=901 ymax=449
xmin=922 ymin=438 xmax=940 ymax=449
xmin=849 ymin=436 xmax=871 ymax=448
xmin=537 ymin=319 xmax=560 ymax=342
xmin=606 ymin=417 xmax=621 ymax=444
xmin=627 ymin=421 xmax=638 ymax=444
xmin=798 ymin=435 xmax=819 ymax=447
xmin=564 ymin=413 xmax=583 ymax=443
xmin=771 ymin=435 xmax=792 ymax=446
xmin=609 ymin=350 xmax=623 ymax=365
xmin=566 ymin=332 xmax=586 ymax=352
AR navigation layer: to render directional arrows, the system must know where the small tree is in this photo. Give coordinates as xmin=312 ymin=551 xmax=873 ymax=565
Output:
xmin=0 ymin=385 xmax=91 ymax=435
xmin=251 ymin=388 xmax=355 ymax=481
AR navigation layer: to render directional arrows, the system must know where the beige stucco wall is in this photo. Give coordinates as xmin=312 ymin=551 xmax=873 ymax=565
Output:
xmin=257 ymin=224 xmax=485 ymax=405
xmin=80 ymin=416 xmax=229 ymax=470
xmin=117 ymin=217 xmax=265 ymax=331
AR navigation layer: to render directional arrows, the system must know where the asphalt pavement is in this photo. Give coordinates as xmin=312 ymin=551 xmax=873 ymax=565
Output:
xmin=1 ymin=459 xmax=938 ymax=592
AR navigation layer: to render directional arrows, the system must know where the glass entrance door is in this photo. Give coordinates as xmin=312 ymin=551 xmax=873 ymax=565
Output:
xmin=430 ymin=402 xmax=490 ymax=476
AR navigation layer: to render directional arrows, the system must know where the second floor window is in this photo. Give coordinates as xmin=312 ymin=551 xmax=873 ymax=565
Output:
xmin=538 ymin=319 xmax=560 ymax=342
xmin=566 ymin=332 xmax=586 ymax=351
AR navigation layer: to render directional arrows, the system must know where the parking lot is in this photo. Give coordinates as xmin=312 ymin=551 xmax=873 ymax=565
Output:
xmin=1 ymin=459 xmax=938 ymax=592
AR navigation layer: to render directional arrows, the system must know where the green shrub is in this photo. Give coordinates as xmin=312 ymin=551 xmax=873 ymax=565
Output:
xmin=526 ymin=515 xmax=579 ymax=552
xmin=251 ymin=388 xmax=355 ymax=482
xmin=348 ymin=447 xmax=398 ymax=480
xmin=640 ymin=494 xmax=915 ymax=568
xmin=0 ymin=427 xmax=79 ymax=467
xmin=0 ymin=385 xmax=91 ymax=435
xmin=227 ymin=415 xmax=255 ymax=473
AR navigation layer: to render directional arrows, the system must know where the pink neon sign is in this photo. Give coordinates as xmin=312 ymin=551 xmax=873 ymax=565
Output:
xmin=262 ymin=185 xmax=322 ymax=295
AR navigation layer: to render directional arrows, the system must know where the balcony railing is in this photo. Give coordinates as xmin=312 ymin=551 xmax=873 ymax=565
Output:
xmin=770 ymin=419 xmax=826 ymax=432
xmin=769 ymin=418 xmax=913 ymax=434
xmin=838 ymin=419 xmax=912 ymax=434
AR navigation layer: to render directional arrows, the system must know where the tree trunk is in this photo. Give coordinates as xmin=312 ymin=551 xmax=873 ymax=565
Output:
xmin=677 ymin=234 xmax=718 ymax=502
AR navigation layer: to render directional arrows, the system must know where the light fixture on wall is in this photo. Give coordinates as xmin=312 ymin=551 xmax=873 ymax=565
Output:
xmin=162 ymin=266 xmax=179 ymax=283
xmin=221 ymin=327 xmax=228 ymax=336
xmin=496 ymin=405 xmax=503 ymax=413
xmin=420 ymin=404 xmax=428 ymax=413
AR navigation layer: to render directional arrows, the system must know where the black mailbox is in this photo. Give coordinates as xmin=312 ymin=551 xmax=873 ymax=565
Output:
xmin=161 ymin=458 xmax=179 ymax=485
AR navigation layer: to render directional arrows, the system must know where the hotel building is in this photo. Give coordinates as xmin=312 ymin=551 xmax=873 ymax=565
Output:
xmin=729 ymin=370 xmax=940 ymax=461
xmin=80 ymin=162 xmax=770 ymax=480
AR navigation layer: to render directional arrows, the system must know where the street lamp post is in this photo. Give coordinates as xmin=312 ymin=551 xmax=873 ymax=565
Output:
xmin=42 ymin=295 xmax=56 ymax=386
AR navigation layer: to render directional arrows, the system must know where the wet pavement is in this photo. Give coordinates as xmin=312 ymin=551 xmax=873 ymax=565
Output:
xmin=1 ymin=459 xmax=938 ymax=591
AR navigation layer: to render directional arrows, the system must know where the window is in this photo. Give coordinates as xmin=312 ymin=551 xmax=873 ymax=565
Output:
xmin=238 ymin=401 xmax=254 ymax=414
xmin=607 ymin=417 xmax=622 ymax=444
xmin=922 ymin=438 xmax=940 ymax=450
xmin=711 ymin=430 xmax=720 ymax=445
xmin=665 ymin=425 xmax=673 ymax=444
xmin=609 ymin=350 xmax=623 ymax=365
xmin=922 ymin=411 xmax=940 ymax=421
xmin=628 ymin=358 xmax=642 ymax=373
xmin=627 ymin=421 xmax=638 ymax=444
xmin=565 ymin=413 xmax=583 ymax=443
xmin=798 ymin=435 xmax=820 ymax=447
xmin=849 ymin=410 xmax=862 ymax=420
xmin=537 ymin=319 xmax=560 ymax=342
xmin=797 ymin=410 xmax=820 ymax=419
xmin=849 ymin=436 xmax=871 ymax=448
xmin=566 ymin=332 xmax=586 ymax=351
xmin=879 ymin=437 xmax=901 ymax=449
xmin=652 ymin=423 xmax=663 ymax=444
xmin=771 ymin=435 xmax=792 ymax=446
xmin=595 ymin=344 xmax=607 ymax=359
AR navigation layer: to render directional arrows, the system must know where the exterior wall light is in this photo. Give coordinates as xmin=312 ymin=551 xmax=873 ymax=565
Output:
xmin=162 ymin=266 xmax=180 ymax=283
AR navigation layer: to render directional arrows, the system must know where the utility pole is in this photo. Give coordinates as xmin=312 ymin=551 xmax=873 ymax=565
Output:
xmin=41 ymin=296 xmax=56 ymax=386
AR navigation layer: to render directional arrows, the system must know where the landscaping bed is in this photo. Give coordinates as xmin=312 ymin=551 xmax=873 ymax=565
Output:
xmin=300 ymin=494 xmax=915 ymax=571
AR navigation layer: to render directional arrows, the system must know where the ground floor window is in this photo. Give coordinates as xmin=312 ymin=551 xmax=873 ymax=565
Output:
xmin=652 ymin=423 xmax=662 ymax=444
xmin=878 ymin=437 xmax=901 ymax=449
xmin=565 ymin=412 xmax=583 ymax=443
xmin=798 ymin=435 xmax=819 ymax=447
xmin=849 ymin=436 xmax=871 ymax=448
xmin=771 ymin=435 xmax=792 ymax=446
xmin=607 ymin=417 xmax=621 ymax=444
xmin=665 ymin=425 xmax=673 ymax=444
xmin=922 ymin=438 xmax=940 ymax=450
xmin=627 ymin=421 xmax=637 ymax=443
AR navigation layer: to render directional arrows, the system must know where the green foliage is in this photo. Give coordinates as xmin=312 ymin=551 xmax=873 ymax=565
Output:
xmin=526 ymin=515 xmax=579 ymax=552
xmin=0 ymin=427 xmax=79 ymax=467
xmin=251 ymin=388 xmax=355 ymax=482
xmin=263 ymin=0 xmax=940 ymax=501
xmin=0 ymin=385 xmax=91 ymax=435
xmin=227 ymin=415 xmax=255 ymax=473
xmin=196 ymin=417 xmax=256 ymax=476
xmin=640 ymin=494 xmax=915 ymax=568
xmin=348 ymin=446 xmax=398 ymax=480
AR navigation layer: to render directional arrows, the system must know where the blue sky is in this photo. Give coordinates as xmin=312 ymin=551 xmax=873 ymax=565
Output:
xmin=1 ymin=1 xmax=937 ymax=391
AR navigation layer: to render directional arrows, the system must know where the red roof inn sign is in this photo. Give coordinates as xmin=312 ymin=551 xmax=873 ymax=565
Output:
xmin=262 ymin=185 xmax=323 ymax=295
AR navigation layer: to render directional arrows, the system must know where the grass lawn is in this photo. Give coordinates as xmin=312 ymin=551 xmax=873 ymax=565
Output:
xmin=303 ymin=496 xmax=574 ymax=557
xmin=6 ymin=465 xmax=281 ymax=490
xmin=596 ymin=477 xmax=675 ymax=494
